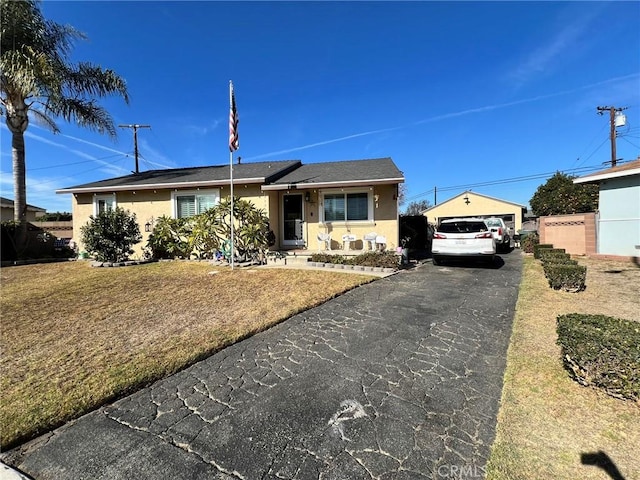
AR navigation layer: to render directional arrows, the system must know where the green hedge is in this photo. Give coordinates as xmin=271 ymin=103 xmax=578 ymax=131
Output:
xmin=544 ymin=263 xmax=587 ymax=292
xmin=310 ymin=251 xmax=399 ymax=269
xmin=557 ymin=314 xmax=640 ymax=401
xmin=534 ymin=244 xmax=554 ymax=259
xmin=520 ymin=232 xmax=539 ymax=253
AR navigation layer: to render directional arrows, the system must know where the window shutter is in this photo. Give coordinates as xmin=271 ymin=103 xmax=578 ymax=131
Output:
xmin=177 ymin=196 xmax=196 ymax=218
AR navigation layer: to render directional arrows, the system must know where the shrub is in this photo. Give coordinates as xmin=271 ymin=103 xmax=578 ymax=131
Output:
xmin=146 ymin=216 xmax=190 ymax=259
xmin=350 ymin=251 xmax=399 ymax=268
xmin=540 ymin=252 xmax=572 ymax=266
xmin=80 ymin=207 xmax=142 ymax=262
xmin=533 ymin=243 xmax=554 ymax=259
xmin=557 ymin=313 xmax=640 ymax=401
xmin=538 ymin=247 xmax=566 ymax=259
xmin=520 ymin=232 xmax=539 ymax=253
xmin=145 ymin=197 xmax=275 ymax=262
xmin=310 ymin=251 xmax=399 ymax=269
xmin=1 ymin=221 xmax=74 ymax=261
xmin=545 ymin=263 xmax=587 ymax=292
xmin=310 ymin=253 xmax=347 ymax=264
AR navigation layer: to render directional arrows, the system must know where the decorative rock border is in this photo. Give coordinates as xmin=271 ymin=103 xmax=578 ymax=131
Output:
xmin=305 ymin=261 xmax=396 ymax=274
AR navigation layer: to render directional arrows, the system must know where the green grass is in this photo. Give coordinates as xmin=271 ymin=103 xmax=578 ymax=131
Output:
xmin=0 ymin=261 xmax=375 ymax=449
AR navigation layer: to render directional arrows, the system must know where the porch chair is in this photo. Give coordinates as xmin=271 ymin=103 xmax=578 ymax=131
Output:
xmin=317 ymin=232 xmax=331 ymax=251
xmin=375 ymin=235 xmax=387 ymax=251
xmin=363 ymin=232 xmax=377 ymax=251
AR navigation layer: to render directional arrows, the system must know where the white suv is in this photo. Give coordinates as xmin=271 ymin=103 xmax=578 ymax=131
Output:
xmin=432 ymin=218 xmax=496 ymax=265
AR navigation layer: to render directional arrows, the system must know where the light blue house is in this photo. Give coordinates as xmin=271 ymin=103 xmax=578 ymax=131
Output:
xmin=574 ymin=158 xmax=640 ymax=257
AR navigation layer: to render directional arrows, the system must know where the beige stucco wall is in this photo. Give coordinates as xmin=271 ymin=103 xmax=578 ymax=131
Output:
xmin=303 ymin=184 xmax=400 ymax=251
xmin=68 ymin=183 xmax=400 ymax=257
xmin=425 ymin=192 xmax=524 ymax=233
xmin=70 ymin=185 xmax=272 ymax=258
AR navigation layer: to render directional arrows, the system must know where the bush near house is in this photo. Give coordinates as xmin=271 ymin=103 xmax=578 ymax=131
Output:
xmin=557 ymin=313 xmax=640 ymax=401
xmin=146 ymin=197 xmax=275 ymax=262
xmin=310 ymin=251 xmax=400 ymax=269
xmin=80 ymin=207 xmax=142 ymax=262
xmin=1 ymin=221 xmax=74 ymax=261
xmin=519 ymin=232 xmax=539 ymax=253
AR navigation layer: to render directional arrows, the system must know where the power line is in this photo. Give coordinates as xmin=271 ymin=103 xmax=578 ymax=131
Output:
xmin=405 ymin=162 xmax=608 ymax=202
xmin=29 ymin=153 xmax=126 ymax=171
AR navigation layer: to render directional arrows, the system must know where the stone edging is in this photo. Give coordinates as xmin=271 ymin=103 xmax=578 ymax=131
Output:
xmin=307 ymin=262 xmax=396 ymax=273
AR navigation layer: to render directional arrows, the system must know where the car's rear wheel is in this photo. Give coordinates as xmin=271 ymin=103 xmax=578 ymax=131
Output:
xmin=432 ymin=256 xmax=441 ymax=266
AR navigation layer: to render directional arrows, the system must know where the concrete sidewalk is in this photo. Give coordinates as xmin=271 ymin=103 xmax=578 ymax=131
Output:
xmin=3 ymin=254 xmax=523 ymax=479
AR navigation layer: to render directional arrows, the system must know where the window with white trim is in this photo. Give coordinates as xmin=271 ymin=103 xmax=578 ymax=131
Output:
xmin=172 ymin=189 xmax=220 ymax=218
xmin=322 ymin=191 xmax=371 ymax=222
xmin=94 ymin=194 xmax=116 ymax=215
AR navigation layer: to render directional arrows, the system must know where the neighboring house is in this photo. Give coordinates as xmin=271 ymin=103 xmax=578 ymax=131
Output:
xmin=422 ymin=190 xmax=526 ymax=234
xmin=573 ymin=158 xmax=640 ymax=257
xmin=0 ymin=197 xmax=46 ymax=222
xmin=57 ymin=157 xmax=405 ymax=257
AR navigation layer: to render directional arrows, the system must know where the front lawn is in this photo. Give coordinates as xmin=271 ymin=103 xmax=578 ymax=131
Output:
xmin=487 ymin=256 xmax=640 ymax=479
xmin=0 ymin=261 xmax=375 ymax=449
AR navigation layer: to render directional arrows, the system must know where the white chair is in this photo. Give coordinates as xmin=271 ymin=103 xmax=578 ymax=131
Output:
xmin=342 ymin=234 xmax=357 ymax=251
xmin=375 ymin=235 xmax=387 ymax=251
xmin=363 ymin=232 xmax=377 ymax=251
xmin=317 ymin=232 xmax=331 ymax=251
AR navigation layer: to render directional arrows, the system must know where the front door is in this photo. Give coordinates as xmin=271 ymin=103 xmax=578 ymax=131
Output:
xmin=282 ymin=194 xmax=305 ymax=247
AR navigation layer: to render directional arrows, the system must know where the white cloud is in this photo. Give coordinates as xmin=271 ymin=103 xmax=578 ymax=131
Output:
xmin=508 ymin=6 xmax=603 ymax=87
xmin=246 ymin=74 xmax=639 ymax=161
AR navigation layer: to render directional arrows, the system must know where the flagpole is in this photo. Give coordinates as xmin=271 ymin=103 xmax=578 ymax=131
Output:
xmin=229 ymin=81 xmax=235 ymax=270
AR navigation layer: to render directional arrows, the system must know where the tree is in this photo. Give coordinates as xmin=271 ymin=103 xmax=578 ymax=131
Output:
xmin=0 ymin=0 xmax=129 ymax=236
xmin=403 ymin=199 xmax=432 ymax=215
xmin=80 ymin=207 xmax=141 ymax=262
xmin=530 ymin=172 xmax=598 ymax=216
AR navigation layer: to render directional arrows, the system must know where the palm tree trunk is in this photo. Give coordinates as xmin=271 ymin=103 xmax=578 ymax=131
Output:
xmin=12 ymin=129 xmax=26 ymax=224
xmin=6 ymin=101 xmax=29 ymax=247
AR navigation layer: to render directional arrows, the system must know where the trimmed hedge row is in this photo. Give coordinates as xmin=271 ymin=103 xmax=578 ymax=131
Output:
xmin=310 ymin=251 xmax=399 ymax=269
xmin=557 ymin=313 xmax=640 ymax=401
xmin=538 ymin=246 xmax=587 ymax=292
xmin=533 ymin=243 xmax=554 ymax=259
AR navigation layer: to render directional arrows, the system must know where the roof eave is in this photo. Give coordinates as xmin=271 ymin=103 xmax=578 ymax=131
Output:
xmin=261 ymin=177 xmax=404 ymax=191
xmin=573 ymin=168 xmax=640 ymax=184
xmin=57 ymin=177 xmax=267 ymax=194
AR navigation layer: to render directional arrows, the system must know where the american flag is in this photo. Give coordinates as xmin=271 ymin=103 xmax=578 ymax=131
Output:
xmin=229 ymin=81 xmax=239 ymax=152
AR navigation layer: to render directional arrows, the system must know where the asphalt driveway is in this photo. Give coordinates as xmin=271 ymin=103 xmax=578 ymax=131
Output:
xmin=5 ymin=253 xmax=523 ymax=479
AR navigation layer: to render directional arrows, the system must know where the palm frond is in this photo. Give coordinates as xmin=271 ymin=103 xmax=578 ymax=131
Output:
xmin=62 ymin=63 xmax=129 ymax=103
xmin=46 ymin=97 xmax=117 ymax=138
xmin=28 ymin=106 xmax=59 ymax=134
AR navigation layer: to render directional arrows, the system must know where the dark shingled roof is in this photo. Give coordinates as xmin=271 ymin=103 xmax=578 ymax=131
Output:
xmin=0 ymin=197 xmax=46 ymax=211
xmin=58 ymin=160 xmax=302 ymax=192
xmin=268 ymin=158 xmax=404 ymax=186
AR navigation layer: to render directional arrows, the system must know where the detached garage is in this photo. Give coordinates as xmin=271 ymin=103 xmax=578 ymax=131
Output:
xmin=423 ymin=190 xmax=526 ymax=233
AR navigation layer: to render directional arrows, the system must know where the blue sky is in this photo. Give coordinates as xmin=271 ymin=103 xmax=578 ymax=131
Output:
xmin=1 ymin=1 xmax=639 ymax=213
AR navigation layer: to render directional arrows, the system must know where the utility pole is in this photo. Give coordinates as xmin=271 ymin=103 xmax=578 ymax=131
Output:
xmin=597 ymin=106 xmax=627 ymax=167
xmin=118 ymin=124 xmax=151 ymax=173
